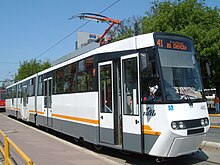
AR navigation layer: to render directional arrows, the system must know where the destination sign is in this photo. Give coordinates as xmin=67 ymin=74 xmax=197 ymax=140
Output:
xmin=156 ymin=37 xmax=191 ymax=51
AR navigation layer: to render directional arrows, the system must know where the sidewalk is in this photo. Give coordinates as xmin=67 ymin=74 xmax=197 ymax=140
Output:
xmin=0 ymin=113 xmax=117 ymax=165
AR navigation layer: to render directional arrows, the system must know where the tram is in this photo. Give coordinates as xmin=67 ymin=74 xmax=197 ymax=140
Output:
xmin=5 ymin=32 xmax=210 ymax=158
xmin=0 ymin=89 xmax=6 ymax=111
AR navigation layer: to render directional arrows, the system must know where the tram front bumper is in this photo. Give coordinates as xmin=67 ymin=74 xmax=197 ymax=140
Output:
xmin=167 ymin=134 xmax=205 ymax=157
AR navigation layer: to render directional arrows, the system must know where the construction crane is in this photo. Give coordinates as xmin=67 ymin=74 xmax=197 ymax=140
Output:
xmin=69 ymin=13 xmax=121 ymax=45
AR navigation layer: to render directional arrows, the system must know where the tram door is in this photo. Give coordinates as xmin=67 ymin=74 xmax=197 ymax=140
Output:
xmin=44 ymin=77 xmax=53 ymax=127
xmin=98 ymin=61 xmax=114 ymax=144
xmin=121 ymin=54 xmax=142 ymax=153
xmin=22 ymin=85 xmax=28 ymax=119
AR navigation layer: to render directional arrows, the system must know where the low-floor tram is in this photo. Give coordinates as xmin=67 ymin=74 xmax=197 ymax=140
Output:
xmin=5 ymin=32 xmax=210 ymax=158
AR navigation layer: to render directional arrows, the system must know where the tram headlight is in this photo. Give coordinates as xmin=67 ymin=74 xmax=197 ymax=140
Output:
xmin=204 ymin=118 xmax=209 ymax=125
xmin=201 ymin=118 xmax=209 ymax=126
xmin=171 ymin=121 xmax=186 ymax=130
xmin=178 ymin=121 xmax=186 ymax=129
xmin=200 ymin=119 xmax=205 ymax=126
xmin=171 ymin=121 xmax=178 ymax=130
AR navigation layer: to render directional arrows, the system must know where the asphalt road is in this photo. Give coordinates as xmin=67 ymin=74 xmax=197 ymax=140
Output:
xmin=205 ymin=127 xmax=220 ymax=143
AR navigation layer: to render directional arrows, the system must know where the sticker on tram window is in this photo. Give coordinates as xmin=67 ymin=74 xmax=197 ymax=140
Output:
xmin=168 ymin=105 xmax=174 ymax=111
xmin=156 ymin=37 xmax=191 ymax=52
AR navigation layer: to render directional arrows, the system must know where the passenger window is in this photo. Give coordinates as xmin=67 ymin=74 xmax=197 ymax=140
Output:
xmin=28 ymin=78 xmax=35 ymax=96
xmin=38 ymin=76 xmax=43 ymax=96
xmin=71 ymin=63 xmax=77 ymax=92
xmin=122 ymin=57 xmax=139 ymax=115
xmin=55 ymin=68 xmax=64 ymax=94
xmin=64 ymin=64 xmax=72 ymax=93
xmin=77 ymin=57 xmax=93 ymax=92
xmin=100 ymin=64 xmax=112 ymax=113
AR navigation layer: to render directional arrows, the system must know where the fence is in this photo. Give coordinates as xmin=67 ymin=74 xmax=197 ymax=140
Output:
xmin=0 ymin=130 xmax=34 ymax=165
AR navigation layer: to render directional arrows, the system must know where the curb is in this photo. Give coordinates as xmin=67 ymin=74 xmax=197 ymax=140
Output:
xmin=209 ymin=114 xmax=220 ymax=117
xmin=210 ymin=125 xmax=220 ymax=129
xmin=200 ymin=141 xmax=220 ymax=150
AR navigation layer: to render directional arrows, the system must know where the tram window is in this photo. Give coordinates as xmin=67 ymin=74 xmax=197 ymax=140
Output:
xmin=100 ymin=64 xmax=112 ymax=113
xmin=10 ymin=88 xmax=13 ymax=99
xmin=7 ymin=88 xmax=11 ymax=99
xmin=64 ymin=64 xmax=72 ymax=93
xmin=55 ymin=67 xmax=64 ymax=94
xmin=123 ymin=58 xmax=139 ymax=115
xmin=77 ymin=57 xmax=93 ymax=92
xmin=28 ymin=78 xmax=35 ymax=96
xmin=63 ymin=63 xmax=77 ymax=93
xmin=18 ymin=84 xmax=22 ymax=98
xmin=12 ymin=86 xmax=16 ymax=105
xmin=22 ymin=86 xmax=28 ymax=106
xmin=140 ymin=51 xmax=162 ymax=102
xmin=13 ymin=86 xmax=17 ymax=98
xmin=77 ymin=72 xmax=87 ymax=92
xmin=38 ymin=76 xmax=43 ymax=96
xmin=71 ymin=63 xmax=77 ymax=92
xmin=87 ymin=69 xmax=93 ymax=91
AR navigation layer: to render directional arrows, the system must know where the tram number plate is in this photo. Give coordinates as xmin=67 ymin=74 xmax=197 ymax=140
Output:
xmin=187 ymin=128 xmax=204 ymax=135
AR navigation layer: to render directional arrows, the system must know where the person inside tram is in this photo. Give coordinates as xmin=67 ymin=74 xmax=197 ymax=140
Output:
xmin=142 ymin=75 xmax=162 ymax=102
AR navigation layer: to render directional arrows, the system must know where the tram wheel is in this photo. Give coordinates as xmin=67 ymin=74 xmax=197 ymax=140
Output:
xmin=156 ymin=157 xmax=164 ymax=163
xmin=94 ymin=144 xmax=102 ymax=151
xmin=73 ymin=137 xmax=80 ymax=143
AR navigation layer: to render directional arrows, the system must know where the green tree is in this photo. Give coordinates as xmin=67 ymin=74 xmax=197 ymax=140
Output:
xmin=15 ymin=59 xmax=51 ymax=81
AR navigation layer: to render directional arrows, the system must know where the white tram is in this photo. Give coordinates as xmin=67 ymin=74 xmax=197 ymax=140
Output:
xmin=6 ymin=32 xmax=210 ymax=158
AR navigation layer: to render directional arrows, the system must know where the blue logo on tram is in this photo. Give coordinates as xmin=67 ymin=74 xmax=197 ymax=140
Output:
xmin=168 ymin=105 xmax=174 ymax=111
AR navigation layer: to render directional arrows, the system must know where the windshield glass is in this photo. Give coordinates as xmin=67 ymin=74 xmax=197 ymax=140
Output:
xmin=157 ymin=38 xmax=204 ymax=101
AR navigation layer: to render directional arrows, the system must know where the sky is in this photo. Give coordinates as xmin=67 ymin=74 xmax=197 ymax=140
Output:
xmin=0 ymin=0 xmax=219 ymax=83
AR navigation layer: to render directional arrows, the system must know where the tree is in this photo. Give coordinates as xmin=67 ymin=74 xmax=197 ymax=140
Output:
xmin=14 ymin=59 xmax=51 ymax=82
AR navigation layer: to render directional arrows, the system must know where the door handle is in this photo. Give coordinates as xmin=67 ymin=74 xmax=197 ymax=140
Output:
xmin=135 ymin=119 xmax=139 ymax=124
xmin=100 ymin=116 xmax=103 ymax=119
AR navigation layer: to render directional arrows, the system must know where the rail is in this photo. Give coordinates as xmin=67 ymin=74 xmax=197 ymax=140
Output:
xmin=0 ymin=130 xmax=34 ymax=165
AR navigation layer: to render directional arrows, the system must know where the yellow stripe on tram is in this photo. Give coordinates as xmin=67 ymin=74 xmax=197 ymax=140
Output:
xmin=52 ymin=113 xmax=99 ymax=125
xmin=143 ymin=125 xmax=161 ymax=136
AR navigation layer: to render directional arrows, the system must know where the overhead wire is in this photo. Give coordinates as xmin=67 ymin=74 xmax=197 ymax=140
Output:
xmin=34 ymin=0 xmax=120 ymax=59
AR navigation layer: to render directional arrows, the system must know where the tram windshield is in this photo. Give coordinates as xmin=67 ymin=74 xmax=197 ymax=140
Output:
xmin=156 ymin=35 xmax=204 ymax=101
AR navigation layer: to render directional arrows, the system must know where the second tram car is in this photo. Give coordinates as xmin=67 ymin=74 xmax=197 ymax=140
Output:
xmin=5 ymin=32 xmax=210 ymax=158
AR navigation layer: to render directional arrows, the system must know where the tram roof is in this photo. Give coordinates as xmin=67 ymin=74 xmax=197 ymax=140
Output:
xmin=38 ymin=33 xmax=155 ymax=76
xmin=7 ymin=32 xmax=156 ymax=88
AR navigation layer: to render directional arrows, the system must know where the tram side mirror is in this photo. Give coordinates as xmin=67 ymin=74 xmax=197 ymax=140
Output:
xmin=199 ymin=58 xmax=212 ymax=79
xmin=205 ymin=61 xmax=211 ymax=78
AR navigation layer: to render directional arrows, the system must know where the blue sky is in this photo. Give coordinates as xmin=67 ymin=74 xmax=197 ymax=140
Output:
xmin=0 ymin=0 xmax=219 ymax=83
